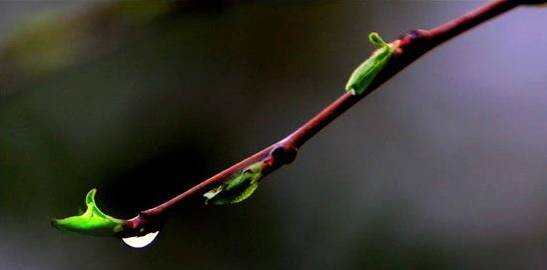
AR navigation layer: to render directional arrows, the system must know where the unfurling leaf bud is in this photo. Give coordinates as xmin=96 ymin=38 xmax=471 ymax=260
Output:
xmin=204 ymin=162 xmax=264 ymax=205
xmin=52 ymin=189 xmax=123 ymax=237
xmin=345 ymin=32 xmax=396 ymax=95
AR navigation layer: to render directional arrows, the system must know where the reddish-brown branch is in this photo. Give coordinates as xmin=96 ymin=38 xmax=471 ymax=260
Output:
xmin=119 ymin=0 xmax=525 ymax=237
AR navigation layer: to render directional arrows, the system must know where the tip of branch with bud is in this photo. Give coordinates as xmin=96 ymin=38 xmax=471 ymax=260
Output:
xmin=52 ymin=189 xmax=124 ymax=237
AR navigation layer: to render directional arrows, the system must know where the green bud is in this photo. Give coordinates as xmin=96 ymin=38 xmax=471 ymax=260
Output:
xmin=204 ymin=162 xmax=263 ymax=205
xmin=345 ymin=32 xmax=395 ymax=95
xmin=52 ymin=189 xmax=123 ymax=237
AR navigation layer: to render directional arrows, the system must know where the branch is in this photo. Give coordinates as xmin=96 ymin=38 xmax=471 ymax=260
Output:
xmin=53 ymin=0 xmax=544 ymax=240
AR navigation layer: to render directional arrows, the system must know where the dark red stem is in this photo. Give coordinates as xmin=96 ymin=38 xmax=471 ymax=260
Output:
xmin=120 ymin=0 xmax=522 ymax=237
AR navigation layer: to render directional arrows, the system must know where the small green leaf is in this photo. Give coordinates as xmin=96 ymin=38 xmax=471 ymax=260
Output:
xmin=52 ymin=189 xmax=124 ymax=237
xmin=345 ymin=32 xmax=395 ymax=95
xmin=204 ymin=162 xmax=263 ymax=205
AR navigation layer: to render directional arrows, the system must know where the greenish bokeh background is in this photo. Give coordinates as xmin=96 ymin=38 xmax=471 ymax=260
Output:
xmin=0 ymin=1 xmax=546 ymax=269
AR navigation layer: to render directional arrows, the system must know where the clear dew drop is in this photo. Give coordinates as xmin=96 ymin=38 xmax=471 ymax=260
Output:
xmin=122 ymin=231 xmax=160 ymax=248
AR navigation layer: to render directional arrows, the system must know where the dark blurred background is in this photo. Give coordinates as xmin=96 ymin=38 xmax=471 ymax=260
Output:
xmin=0 ymin=1 xmax=545 ymax=269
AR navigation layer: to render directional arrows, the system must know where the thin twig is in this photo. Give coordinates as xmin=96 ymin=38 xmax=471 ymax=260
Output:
xmin=120 ymin=0 xmax=523 ymax=237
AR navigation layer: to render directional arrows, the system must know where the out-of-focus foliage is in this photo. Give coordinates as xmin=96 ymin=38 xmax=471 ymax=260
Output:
xmin=3 ymin=2 xmax=169 ymax=75
xmin=0 ymin=0 xmax=245 ymax=99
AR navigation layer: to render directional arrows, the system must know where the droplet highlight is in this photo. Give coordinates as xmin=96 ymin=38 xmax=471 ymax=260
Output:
xmin=122 ymin=231 xmax=159 ymax=248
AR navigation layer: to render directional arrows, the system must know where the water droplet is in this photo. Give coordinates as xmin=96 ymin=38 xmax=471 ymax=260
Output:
xmin=122 ymin=231 xmax=159 ymax=248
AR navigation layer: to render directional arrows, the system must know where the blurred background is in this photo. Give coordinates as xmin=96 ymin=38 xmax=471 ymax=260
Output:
xmin=0 ymin=1 xmax=545 ymax=269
